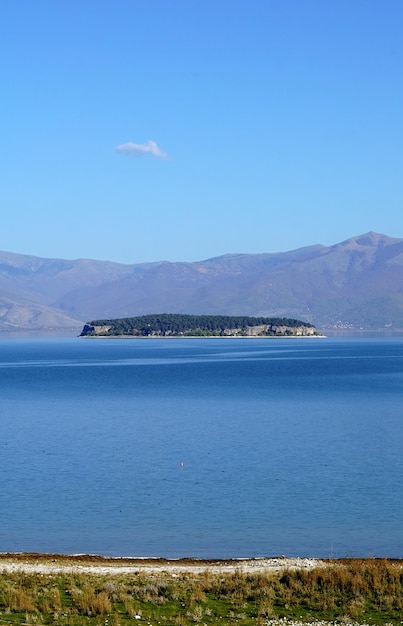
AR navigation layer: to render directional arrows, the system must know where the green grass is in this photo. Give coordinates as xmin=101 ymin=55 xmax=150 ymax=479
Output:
xmin=0 ymin=559 xmax=402 ymax=625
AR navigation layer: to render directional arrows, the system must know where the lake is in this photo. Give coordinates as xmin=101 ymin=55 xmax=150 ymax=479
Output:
xmin=0 ymin=336 xmax=402 ymax=558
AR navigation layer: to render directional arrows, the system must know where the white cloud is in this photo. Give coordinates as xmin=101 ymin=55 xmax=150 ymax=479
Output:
xmin=114 ymin=140 xmax=168 ymax=160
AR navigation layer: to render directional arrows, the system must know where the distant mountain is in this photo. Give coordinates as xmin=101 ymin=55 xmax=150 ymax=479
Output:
xmin=1 ymin=232 xmax=403 ymax=333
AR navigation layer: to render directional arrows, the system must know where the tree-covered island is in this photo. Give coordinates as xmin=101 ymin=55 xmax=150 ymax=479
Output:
xmin=80 ymin=314 xmax=319 ymax=337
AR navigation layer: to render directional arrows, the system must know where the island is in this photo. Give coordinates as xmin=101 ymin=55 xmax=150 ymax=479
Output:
xmin=80 ymin=314 xmax=319 ymax=337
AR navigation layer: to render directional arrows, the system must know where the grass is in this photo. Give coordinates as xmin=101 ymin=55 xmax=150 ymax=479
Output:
xmin=0 ymin=558 xmax=402 ymax=625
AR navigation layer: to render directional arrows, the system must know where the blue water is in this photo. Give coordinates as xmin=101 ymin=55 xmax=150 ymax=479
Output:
xmin=0 ymin=337 xmax=402 ymax=558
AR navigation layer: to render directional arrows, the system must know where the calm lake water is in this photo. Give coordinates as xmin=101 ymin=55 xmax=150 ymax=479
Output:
xmin=0 ymin=337 xmax=402 ymax=559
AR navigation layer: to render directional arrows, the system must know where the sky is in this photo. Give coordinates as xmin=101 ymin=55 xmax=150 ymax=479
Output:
xmin=1 ymin=1 xmax=403 ymax=264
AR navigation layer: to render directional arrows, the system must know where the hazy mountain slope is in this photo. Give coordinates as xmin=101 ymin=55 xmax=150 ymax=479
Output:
xmin=0 ymin=293 xmax=83 ymax=332
xmin=1 ymin=232 xmax=403 ymax=332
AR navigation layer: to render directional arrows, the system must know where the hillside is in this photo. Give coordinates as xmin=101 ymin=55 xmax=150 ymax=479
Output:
xmin=1 ymin=232 xmax=403 ymax=333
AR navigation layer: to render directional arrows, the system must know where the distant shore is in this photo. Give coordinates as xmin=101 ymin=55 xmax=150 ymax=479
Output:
xmin=80 ymin=334 xmax=325 ymax=339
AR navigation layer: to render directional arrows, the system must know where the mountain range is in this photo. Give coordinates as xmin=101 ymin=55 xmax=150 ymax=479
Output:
xmin=1 ymin=232 xmax=403 ymax=334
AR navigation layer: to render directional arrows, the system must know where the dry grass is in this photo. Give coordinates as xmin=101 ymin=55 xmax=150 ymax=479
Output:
xmin=0 ymin=558 xmax=402 ymax=624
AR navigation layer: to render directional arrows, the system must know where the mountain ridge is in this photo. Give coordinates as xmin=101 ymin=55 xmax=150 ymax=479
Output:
xmin=1 ymin=232 xmax=403 ymax=333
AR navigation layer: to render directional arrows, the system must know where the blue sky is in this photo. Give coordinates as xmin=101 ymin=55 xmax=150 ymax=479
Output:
xmin=2 ymin=1 xmax=403 ymax=263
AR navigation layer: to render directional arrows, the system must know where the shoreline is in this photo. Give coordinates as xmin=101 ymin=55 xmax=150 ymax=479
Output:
xmin=0 ymin=553 xmax=325 ymax=575
xmin=80 ymin=334 xmax=325 ymax=339
xmin=1 ymin=553 xmax=402 ymax=576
